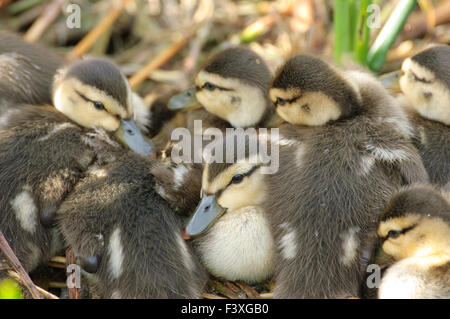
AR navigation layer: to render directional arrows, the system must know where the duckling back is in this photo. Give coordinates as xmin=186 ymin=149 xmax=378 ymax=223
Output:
xmin=0 ymin=104 xmax=121 ymax=276
xmin=57 ymin=153 xmax=207 ymax=298
xmin=0 ymin=32 xmax=63 ymax=107
xmin=267 ymin=65 xmax=428 ymax=298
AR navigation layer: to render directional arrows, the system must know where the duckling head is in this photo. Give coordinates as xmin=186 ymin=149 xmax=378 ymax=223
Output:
xmin=377 ymin=185 xmax=450 ymax=261
xmin=52 ymin=58 xmax=154 ymax=156
xmin=400 ymin=45 xmax=450 ymax=125
xmin=269 ymin=55 xmax=361 ymax=126
xmin=169 ymin=47 xmax=273 ymax=128
xmin=185 ymin=154 xmax=267 ymax=238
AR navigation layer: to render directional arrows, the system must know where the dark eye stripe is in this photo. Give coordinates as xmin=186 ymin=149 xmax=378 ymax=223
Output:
xmin=275 ymin=96 xmax=300 ymax=106
xmin=411 ymin=71 xmax=432 ymax=84
xmin=197 ymin=83 xmax=233 ymax=92
xmin=76 ymin=90 xmax=92 ymax=103
xmin=76 ymin=90 xmax=106 ymax=111
xmin=384 ymin=224 xmax=417 ymax=241
xmin=226 ymin=165 xmax=261 ymax=188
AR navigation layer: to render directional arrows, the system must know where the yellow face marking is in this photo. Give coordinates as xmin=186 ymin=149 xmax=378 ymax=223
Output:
xmin=53 ymin=78 xmax=132 ymax=131
xmin=378 ymin=214 xmax=450 ymax=261
xmin=400 ymin=58 xmax=450 ymax=125
xmin=195 ymin=71 xmax=267 ymax=127
xmin=270 ymin=88 xmax=341 ymax=126
xmin=202 ymin=161 xmax=266 ymax=211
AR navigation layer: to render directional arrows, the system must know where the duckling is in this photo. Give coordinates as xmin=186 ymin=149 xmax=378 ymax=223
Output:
xmin=0 ymin=34 xmax=153 ymax=279
xmin=0 ymin=31 xmax=153 ymax=156
xmin=57 ymin=152 xmax=207 ymax=298
xmin=399 ymin=45 xmax=450 ymax=188
xmin=377 ymin=184 xmax=450 ymax=298
xmin=168 ymin=47 xmax=275 ymax=131
xmin=181 ymin=134 xmax=277 ymax=283
xmin=0 ymin=103 xmax=123 ymax=278
xmin=186 ymin=55 xmax=429 ymax=298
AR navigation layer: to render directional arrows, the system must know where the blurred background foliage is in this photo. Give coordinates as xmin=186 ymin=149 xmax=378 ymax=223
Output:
xmin=0 ymin=278 xmax=23 ymax=299
xmin=1 ymin=0 xmax=449 ymax=103
xmin=0 ymin=0 xmax=449 ymax=299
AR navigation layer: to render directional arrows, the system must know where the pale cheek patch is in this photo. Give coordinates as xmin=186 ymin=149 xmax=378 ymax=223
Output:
xmin=277 ymin=92 xmax=341 ymax=126
xmin=54 ymin=79 xmax=122 ymax=131
xmin=196 ymin=71 xmax=267 ymax=127
xmin=108 ymin=227 xmax=124 ymax=279
xmin=278 ymin=223 xmax=297 ymax=260
xmin=10 ymin=185 xmax=38 ymax=234
xmin=340 ymin=227 xmax=359 ymax=266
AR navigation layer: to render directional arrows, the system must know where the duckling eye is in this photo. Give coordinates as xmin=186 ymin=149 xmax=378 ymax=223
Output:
xmin=302 ymin=104 xmax=310 ymax=112
xmin=93 ymin=101 xmax=105 ymax=111
xmin=276 ymin=97 xmax=287 ymax=106
xmin=231 ymin=174 xmax=244 ymax=184
xmin=203 ymin=82 xmax=216 ymax=91
xmin=387 ymin=230 xmax=402 ymax=239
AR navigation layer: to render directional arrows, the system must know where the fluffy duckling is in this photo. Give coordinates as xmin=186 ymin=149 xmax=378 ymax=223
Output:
xmin=266 ymin=55 xmax=429 ymax=298
xmin=399 ymin=45 xmax=450 ymax=188
xmin=0 ymin=31 xmax=153 ymax=156
xmin=0 ymin=104 xmax=124 ymax=277
xmin=186 ymin=55 xmax=429 ymax=298
xmin=57 ymin=152 xmax=207 ymax=298
xmin=168 ymin=47 xmax=275 ymax=131
xmin=377 ymin=185 xmax=450 ymax=298
xmin=182 ymin=135 xmax=277 ymax=284
xmin=0 ymin=34 xmax=153 ymax=278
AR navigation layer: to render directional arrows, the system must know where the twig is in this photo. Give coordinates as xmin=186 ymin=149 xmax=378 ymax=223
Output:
xmin=235 ymin=282 xmax=260 ymax=299
xmin=0 ymin=231 xmax=42 ymax=299
xmin=202 ymin=293 xmax=226 ymax=299
xmin=7 ymin=270 xmax=59 ymax=299
xmin=48 ymin=281 xmax=67 ymax=289
xmin=259 ymin=292 xmax=273 ymax=299
xmin=50 ymin=256 xmax=66 ymax=264
xmin=128 ymin=33 xmax=194 ymax=89
xmin=67 ymin=0 xmax=135 ymax=59
xmin=208 ymin=279 xmax=240 ymax=299
xmin=23 ymin=0 xmax=65 ymax=43
xmin=0 ymin=0 xmax=13 ymax=9
xmin=66 ymin=249 xmax=79 ymax=299
xmin=9 ymin=3 xmax=46 ymax=31
xmin=48 ymin=261 xmax=66 ymax=269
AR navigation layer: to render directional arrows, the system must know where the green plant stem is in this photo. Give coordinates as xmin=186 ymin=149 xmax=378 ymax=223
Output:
xmin=333 ymin=0 xmax=352 ymax=64
xmin=354 ymin=0 xmax=372 ymax=65
xmin=367 ymin=0 xmax=416 ymax=72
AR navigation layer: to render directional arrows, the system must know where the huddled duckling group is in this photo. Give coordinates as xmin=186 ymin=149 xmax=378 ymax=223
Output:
xmin=0 ymin=30 xmax=448 ymax=299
